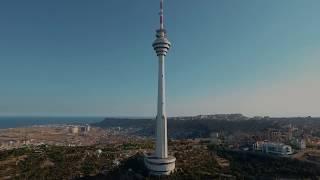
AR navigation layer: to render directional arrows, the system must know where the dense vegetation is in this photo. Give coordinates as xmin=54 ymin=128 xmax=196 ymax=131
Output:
xmin=208 ymin=144 xmax=320 ymax=179
xmin=0 ymin=143 xmax=151 ymax=180
xmin=1 ymin=141 xmax=320 ymax=179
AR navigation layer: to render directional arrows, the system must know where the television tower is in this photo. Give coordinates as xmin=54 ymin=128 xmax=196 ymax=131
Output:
xmin=144 ymin=0 xmax=176 ymax=175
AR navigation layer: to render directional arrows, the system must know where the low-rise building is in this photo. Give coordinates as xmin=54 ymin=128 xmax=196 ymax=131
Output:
xmin=253 ymin=141 xmax=293 ymax=156
xmin=71 ymin=126 xmax=79 ymax=134
xmin=292 ymin=138 xmax=306 ymax=150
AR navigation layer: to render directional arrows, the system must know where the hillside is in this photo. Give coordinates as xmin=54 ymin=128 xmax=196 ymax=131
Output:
xmin=92 ymin=114 xmax=320 ymax=139
xmin=2 ymin=140 xmax=319 ymax=179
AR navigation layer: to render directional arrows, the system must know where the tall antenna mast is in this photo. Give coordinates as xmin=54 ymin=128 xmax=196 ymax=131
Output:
xmin=160 ymin=0 xmax=164 ymax=29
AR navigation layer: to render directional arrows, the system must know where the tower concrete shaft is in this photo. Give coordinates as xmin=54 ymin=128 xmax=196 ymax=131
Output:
xmin=153 ymin=29 xmax=171 ymax=159
xmin=156 ymin=53 xmax=167 ymax=158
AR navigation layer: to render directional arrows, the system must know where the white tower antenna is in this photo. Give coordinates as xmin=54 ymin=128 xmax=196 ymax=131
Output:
xmin=160 ymin=0 xmax=164 ymax=29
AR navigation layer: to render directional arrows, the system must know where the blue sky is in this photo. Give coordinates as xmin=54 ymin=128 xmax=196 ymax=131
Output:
xmin=0 ymin=0 xmax=319 ymax=117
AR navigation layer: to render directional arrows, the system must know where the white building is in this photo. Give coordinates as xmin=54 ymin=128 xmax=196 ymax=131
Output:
xmin=86 ymin=124 xmax=90 ymax=132
xmin=253 ymin=141 xmax=293 ymax=156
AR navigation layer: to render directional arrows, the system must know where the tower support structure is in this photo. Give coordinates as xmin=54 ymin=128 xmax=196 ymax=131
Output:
xmin=144 ymin=0 xmax=176 ymax=176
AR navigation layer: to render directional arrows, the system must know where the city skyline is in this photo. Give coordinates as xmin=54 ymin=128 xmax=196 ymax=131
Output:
xmin=0 ymin=0 xmax=320 ymax=117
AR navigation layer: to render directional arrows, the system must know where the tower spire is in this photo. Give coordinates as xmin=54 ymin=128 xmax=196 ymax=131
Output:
xmin=160 ymin=0 xmax=164 ymax=29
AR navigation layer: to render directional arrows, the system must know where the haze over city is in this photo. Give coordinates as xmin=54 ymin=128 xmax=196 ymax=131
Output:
xmin=0 ymin=0 xmax=319 ymax=117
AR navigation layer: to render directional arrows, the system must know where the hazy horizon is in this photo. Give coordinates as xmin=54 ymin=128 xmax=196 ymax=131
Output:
xmin=0 ymin=113 xmax=318 ymax=119
xmin=0 ymin=0 xmax=319 ymax=117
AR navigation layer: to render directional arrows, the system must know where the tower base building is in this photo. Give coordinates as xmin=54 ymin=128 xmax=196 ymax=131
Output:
xmin=144 ymin=154 xmax=176 ymax=175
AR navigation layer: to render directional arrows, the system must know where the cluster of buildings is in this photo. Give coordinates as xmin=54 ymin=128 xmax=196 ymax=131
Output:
xmin=0 ymin=139 xmax=37 ymax=150
xmin=208 ymin=123 xmax=311 ymax=156
xmin=0 ymin=124 xmax=96 ymax=150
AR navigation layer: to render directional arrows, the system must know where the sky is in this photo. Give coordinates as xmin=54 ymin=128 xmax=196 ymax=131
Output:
xmin=0 ymin=0 xmax=319 ymax=117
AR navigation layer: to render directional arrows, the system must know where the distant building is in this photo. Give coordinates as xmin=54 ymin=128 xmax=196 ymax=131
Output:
xmin=71 ymin=126 xmax=79 ymax=134
xmin=253 ymin=141 xmax=293 ymax=156
xmin=96 ymin=149 xmax=102 ymax=158
xmin=113 ymin=159 xmax=120 ymax=166
xmin=69 ymin=125 xmax=91 ymax=134
xmin=210 ymin=132 xmax=220 ymax=144
xmin=265 ymin=129 xmax=282 ymax=142
xmin=292 ymin=138 xmax=306 ymax=150
xmin=86 ymin=124 xmax=90 ymax=132
xmin=79 ymin=126 xmax=86 ymax=133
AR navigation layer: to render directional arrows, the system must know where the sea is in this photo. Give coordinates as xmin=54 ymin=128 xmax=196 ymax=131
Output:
xmin=0 ymin=116 xmax=105 ymax=129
